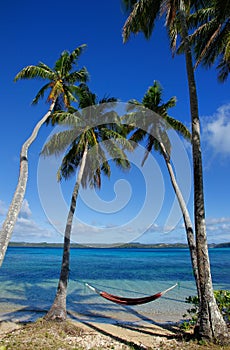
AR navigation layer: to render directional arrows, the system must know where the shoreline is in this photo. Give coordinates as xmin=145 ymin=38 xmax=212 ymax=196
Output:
xmin=0 ymin=303 xmax=186 ymax=325
xmin=8 ymin=242 xmax=230 ymax=249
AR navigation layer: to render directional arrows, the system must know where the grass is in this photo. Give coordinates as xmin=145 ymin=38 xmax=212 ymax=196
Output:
xmin=0 ymin=319 xmax=229 ymax=350
xmin=0 ymin=319 xmax=85 ymax=350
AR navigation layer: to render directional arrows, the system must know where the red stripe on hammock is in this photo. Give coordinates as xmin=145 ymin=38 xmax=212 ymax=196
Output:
xmin=100 ymin=291 xmax=162 ymax=305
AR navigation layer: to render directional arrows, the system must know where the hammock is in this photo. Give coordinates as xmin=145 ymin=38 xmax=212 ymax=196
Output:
xmin=85 ymin=282 xmax=177 ymax=306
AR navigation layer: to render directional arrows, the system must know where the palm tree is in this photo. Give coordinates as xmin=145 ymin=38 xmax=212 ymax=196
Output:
xmin=0 ymin=46 xmax=88 ymax=267
xmin=125 ymin=81 xmax=200 ymax=299
xmin=186 ymin=0 xmax=230 ymax=81
xmin=42 ymin=84 xmax=133 ymax=320
xmin=122 ymin=0 xmax=229 ymax=342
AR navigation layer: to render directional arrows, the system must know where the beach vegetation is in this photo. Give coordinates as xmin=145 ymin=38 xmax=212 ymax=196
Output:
xmin=181 ymin=290 xmax=230 ymax=330
xmin=122 ymin=0 xmax=229 ymax=342
xmin=0 ymin=45 xmax=88 ymax=268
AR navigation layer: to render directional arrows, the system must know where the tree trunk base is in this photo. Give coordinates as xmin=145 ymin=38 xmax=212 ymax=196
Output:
xmin=44 ymin=307 xmax=67 ymax=322
xmin=44 ymin=287 xmax=67 ymax=322
xmin=194 ymin=324 xmax=230 ymax=345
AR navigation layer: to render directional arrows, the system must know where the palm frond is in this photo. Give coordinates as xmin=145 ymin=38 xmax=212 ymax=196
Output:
xmin=54 ymin=51 xmax=69 ymax=76
xmin=217 ymin=56 xmax=230 ymax=82
xmin=130 ymin=128 xmax=147 ymax=145
xmin=69 ymin=44 xmax=87 ymax=65
xmin=214 ymin=0 xmax=230 ymax=19
xmin=161 ymin=0 xmax=177 ymax=27
xmin=81 ymin=154 xmax=101 ymax=188
xmin=66 ymin=67 xmax=89 ymax=84
xmin=123 ymin=0 xmax=161 ymax=42
xmin=126 ymin=99 xmax=142 ymax=111
xmin=113 ymin=157 xmax=131 ymax=171
xmin=184 ymin=0 xmax=230 ymax=81
xmin=58 ymin=146 xmax=82 ymax=181
xmin=54 ymin=45 xmax=86 ymax=77
xmin=163 ymin=96 xmax=177 ymax=110
xmin=99 ymin=96 xmax=117 ymax=104
xmin=165 ymin=115 xmax=191 ymax=140
xmin=32 ymin=82 xmax=51 ymax=105
xmin=100 ymin=127 xmax=134 ymax=152
xmin=77 ymin=84 xmax=97 ymax=109
xmin=49 ymin=109 xmax=82 ymax=127
xmin=101 ymin=160 xmax=111 ymax=178
xmin=100 ymin=111 xmax=121 ymax=127
xmin=62 ymin=85 xmax=78 ymax=106
xmin=167 ymin=18 xmax=179 ymax=55
xmin=43 ymin=84 xmax=132 ymax=188
xmin=187 ymin=7 xmax=214 ymax=29
xmin=142 ymin=134 xmax=160 ymax=165
xmin=122 ymin=0 xmax=138 ymax=11
xmin=195 ymin=23 xmax=222 ymax=68
xmin=41 ymin=129 xmax=77 ymax=157
xmin=14 ymin=65 xmax=54 ymax=82
xmin=37 ymin=62 xmax=56 ymax=78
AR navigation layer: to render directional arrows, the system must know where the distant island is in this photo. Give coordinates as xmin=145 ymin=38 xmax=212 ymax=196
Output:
xmin=9 ymin=241 xmax=230 ymax=249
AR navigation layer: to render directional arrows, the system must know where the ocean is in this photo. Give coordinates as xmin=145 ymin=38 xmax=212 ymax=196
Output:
xmin=0 ymin=247 xmax=229 ymax=324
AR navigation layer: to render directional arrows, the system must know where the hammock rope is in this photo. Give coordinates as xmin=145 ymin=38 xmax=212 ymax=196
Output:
xmin=84 ymin=282 xmax=178 ymax=306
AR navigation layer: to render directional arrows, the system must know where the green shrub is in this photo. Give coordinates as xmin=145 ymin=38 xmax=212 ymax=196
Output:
xmin=181 ymin=290 xmax=230 ymax=330
xmin=214 ymin=290 xmax=230 ymax=323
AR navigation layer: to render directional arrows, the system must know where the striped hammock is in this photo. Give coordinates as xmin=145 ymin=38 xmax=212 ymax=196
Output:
xmin=85 ymin=282 xmax=177 ymax=306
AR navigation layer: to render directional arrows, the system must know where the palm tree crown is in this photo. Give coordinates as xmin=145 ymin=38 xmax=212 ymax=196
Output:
xmin=14 ymin=45 xmax=88 ymax=109
xmin=186 ymin=0 xmax=230 ymax=81
xmin=123 ymin=0 xmax=230 ymax=81
xmin=127 ymin=81 xmax=191 ymax=163
xmin=42 ymin=84 xmax=132 ymax=186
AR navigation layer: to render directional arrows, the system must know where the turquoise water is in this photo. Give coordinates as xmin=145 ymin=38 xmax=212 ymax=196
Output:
xmin=0 ymin=247 xmax=229 ymax=324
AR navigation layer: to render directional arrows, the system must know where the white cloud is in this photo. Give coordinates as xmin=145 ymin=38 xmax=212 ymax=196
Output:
xmin=138 ymin=217 xmax=230 ymax=244
xmin=206 ymin=217 xmax=230 ymax=243
xmin=206 ymin=217 xmax=230 ymax=225
xmin=0 ymin=198 xmax=32 ymax=220
xmin=203 ymin=104 xmax=230 ymax=156
xmin=0 ymin=199 xmax=7 ymax=216
xmin=2 ymin=195 xmax=229 ymax=244
xmin=12 ymin=216 xmax=57 ymax=242
xmin=19 ymin=199 xmax=32 ymax=219
xmin=0 ymin=198 xmax=61 ymax=243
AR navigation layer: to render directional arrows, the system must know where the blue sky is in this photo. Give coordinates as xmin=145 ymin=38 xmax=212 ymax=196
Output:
xmin=0 ymin=0 xmax=229 ymax=245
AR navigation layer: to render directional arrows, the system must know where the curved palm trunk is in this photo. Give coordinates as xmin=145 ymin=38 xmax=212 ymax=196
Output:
xmin=179 ymin=1 xmax=229 ymax=342
xmin=0 ymin=101 xmax=56 ymax=267
xmin=159 ymin=141 xmax=200 ymax=300
xmin=45 ymin=141 xmax=88 ymax=321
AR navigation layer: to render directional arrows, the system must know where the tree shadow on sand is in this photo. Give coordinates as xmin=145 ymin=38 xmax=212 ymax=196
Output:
xmin=0 ymin=278 xmax=187 ymax=326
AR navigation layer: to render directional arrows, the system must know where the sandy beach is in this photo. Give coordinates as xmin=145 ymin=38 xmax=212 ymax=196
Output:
xmin=0 ymin=306 xmax=189 ymax=349
xmin=0 ymin=305 xmax=229 ymax=349
xmin=0 ymin=308 xmax=182 ymax=349
xmin=0 ymin=316 xmax=229 ymax=350
xmin=0 ymin=318 xmax=181 ymax=349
